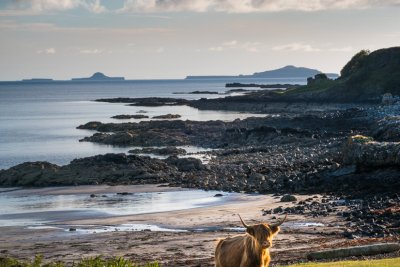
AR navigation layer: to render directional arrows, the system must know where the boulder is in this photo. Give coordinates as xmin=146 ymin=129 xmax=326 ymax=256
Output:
xmin=281 ymin=194 xmax=297 ymax=202
xmin=165 ymin=156 xmax=205 ymax=172
xmin=343 ymin=135 xmax=400 ymax=168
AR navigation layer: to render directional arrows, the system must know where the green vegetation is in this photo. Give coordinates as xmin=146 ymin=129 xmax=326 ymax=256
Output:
xmin=0 ymin=255 xmax=159 ymax=267
xmin=350 ymin=135 xmax=374 ymax=144
xmin=340 ymin=49 xmax=371 ymax=78
xmin=279 ymin=47 xmax=400 ymax=102
xmin=283 ymin=78 xmax=339 ymax=95
xmin=285 ymin=257 xmax=400 ymax=267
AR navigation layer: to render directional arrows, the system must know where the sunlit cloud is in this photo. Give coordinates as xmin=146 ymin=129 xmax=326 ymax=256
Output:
xmin=5 ymin=0 xmax=106 ymax=14
xmin=119 ymin=0 xmax=400 ymax=13
xmin=0 ymin=20 xmax=172 ymax=35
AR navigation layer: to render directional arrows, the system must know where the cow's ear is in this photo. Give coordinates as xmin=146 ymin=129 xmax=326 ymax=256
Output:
xmin=246 ymin=226 xmax=255 ymax=236
xmin=270 ymin=225 xmax=280 ymax=235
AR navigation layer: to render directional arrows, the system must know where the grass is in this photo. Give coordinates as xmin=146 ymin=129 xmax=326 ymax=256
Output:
xmin=0 ymin=255 xmax=159 ymax=267
xmin=3 ymin=255 xmax=400 ymax=267
xmin=281 ymin=79 xmax=339 ymax=95
xmin=285 ymin=258 xmax=400 ymax=267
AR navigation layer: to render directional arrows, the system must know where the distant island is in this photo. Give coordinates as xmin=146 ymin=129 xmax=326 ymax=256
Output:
xmin=71 ymin=72 xmax=125 ymax=81
xmin=185 ymin=65 xmax=339 ymax=79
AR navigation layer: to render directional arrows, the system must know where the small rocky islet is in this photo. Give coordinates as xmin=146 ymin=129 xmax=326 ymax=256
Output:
xmin=1 ymin=47 xmax=400 ymax=240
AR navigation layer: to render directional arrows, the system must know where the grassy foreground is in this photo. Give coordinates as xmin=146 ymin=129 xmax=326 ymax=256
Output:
xmin=0 ymin=256 xmax=159 ymax=267
xmin=2 ymin=255 xmax=400 ymax=267
xmin=286 ymin=257 xmax=400 ymax=267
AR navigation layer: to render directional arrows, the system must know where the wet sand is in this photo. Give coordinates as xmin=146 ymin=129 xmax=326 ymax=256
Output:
xmin=0 ymin=185 xmax=398 ymax=266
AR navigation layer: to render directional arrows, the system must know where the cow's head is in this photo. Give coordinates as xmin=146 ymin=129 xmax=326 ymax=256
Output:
xmin=239 ymin=214 xmax=287 ymax=249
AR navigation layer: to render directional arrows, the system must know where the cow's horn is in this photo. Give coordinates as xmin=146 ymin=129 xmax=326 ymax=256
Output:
xmin=238 ymin=214 xmax=249 ymax=229
xmin=271 ymin=214 xmax=287 ymax=227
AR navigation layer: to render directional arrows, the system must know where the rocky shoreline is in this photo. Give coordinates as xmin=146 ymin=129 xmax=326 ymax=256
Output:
xmin=1 ymin=94 xmax=400 ymax=239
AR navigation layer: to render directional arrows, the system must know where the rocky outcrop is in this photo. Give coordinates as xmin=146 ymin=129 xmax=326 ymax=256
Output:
xmin=5 ymin=105 xmax=400 ymax=197
xmin=372 ymin=116 xmax=400 ymax=142
xmin=111 ymin=114 xmax=149 ymax=119
xmin=80 ymin=131 xmax=191 ymax=147
xmin=343 ymin=135 xmax=400 ymax=169
xmin=0 ymin=154 xmax=177 ymax=187
xmin=165 ymin=156 xmax=205 ymax=172
xmin=307 ymin=73 xmax=330 ymax=86
xmin=129 ymin=147 xmax=187 ymax=156
xmin=0 ymin=162 xmax=61 ymax=187
xmin=96 ymin=97 xmax=189 ymax=106
xmin=78 ymin=108 xmax=369 ymax=148
xmin=152 ymin=114 xmax=181 ymax=119
xmin=173 ymin=91 xmax=219 ymax=95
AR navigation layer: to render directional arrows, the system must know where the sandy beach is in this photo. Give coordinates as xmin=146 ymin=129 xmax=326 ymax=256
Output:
xmin=1 ymin=185 xmax=398 ymax=267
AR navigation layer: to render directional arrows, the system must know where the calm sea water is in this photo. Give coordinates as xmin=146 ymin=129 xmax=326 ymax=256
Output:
xmin=0 ymin=78 xmax=305 ymax=169
xmin=0 ymin=187 xmax=234 ymax=227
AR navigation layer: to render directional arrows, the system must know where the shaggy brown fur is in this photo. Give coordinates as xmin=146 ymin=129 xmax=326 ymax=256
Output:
xmin=215 ymin=215 xmax=285 ymax=267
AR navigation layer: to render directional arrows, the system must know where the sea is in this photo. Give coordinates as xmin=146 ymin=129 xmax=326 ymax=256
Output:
xmin=0 ymin=78 xmax=305 ymax=170
xmin=0 ymin=78 xmax=307 ymax=229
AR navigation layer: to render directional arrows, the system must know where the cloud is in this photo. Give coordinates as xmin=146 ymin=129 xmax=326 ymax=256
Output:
xmin=119 ymin=0 xmax=400 ymax=13
xmin=37 ymin=48 xmax=56 ymax=54
xmin=208 ymin=40 xmax=238 ymax=52
xmin=85 ymin=0 xmax=107 ymax=13
xmin=6 ymin=0 xmax=106 ymax=14
xmin=79 ymin=48 xmax=103 ymax=54
xmin=0 ymin=20 xmax=172 ymax=35
xmin=272 ymin=43 xmax=321 ymax=52
xmin=208 ymin=40 xmax=260 ymax=52
xmin=120 ymin=0 xmax=214 ymax=12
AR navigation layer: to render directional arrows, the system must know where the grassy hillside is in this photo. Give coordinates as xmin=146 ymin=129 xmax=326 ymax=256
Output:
xmin=281 ymin=47 xmax=400 ymax=102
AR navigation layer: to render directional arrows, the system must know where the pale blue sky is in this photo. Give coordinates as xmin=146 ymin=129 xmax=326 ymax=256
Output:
xmin=1 ymin=0 xmax=399 ymax=80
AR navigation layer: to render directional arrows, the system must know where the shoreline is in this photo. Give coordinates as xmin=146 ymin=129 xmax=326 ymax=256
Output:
xmin=1 ymin=184 xmax=398 ymax=267
xmin=2 ymin=83 xmax=400 ymax=265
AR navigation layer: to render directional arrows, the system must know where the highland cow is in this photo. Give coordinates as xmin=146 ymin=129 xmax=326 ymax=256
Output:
xmin=215 ymin=214 xmax=286 ymax=267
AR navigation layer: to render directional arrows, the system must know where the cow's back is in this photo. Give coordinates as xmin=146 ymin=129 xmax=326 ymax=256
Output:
xmin=215 ymin=235 xmax=248 ymax=267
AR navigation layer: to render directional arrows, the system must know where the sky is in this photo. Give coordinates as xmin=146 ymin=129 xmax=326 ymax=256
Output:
xmin=0 ymin=0 xmax=400 ymax=80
